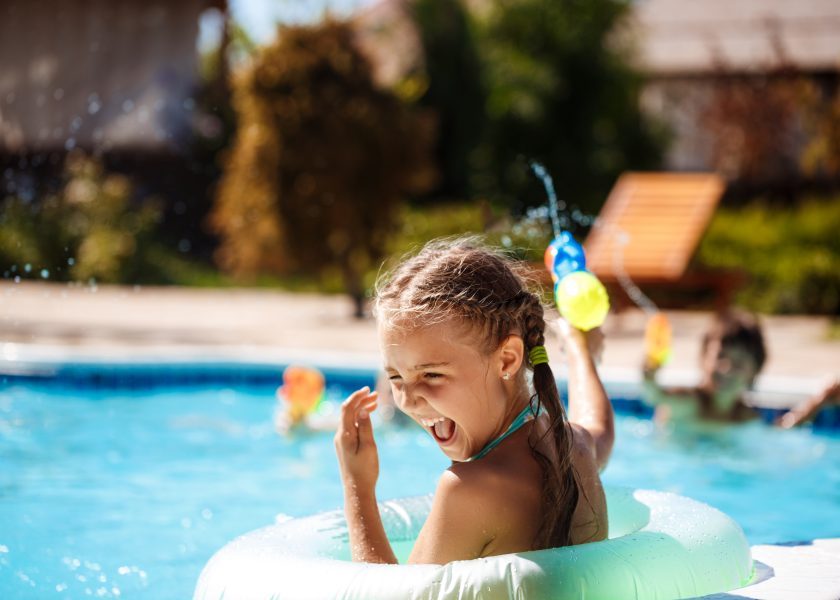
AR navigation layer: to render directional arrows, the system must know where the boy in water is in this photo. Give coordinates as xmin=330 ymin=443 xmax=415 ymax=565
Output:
xmin=643 ymin=309 xmax=839 ymax=427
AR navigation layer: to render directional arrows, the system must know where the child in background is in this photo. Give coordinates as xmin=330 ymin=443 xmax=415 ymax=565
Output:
xmin=643 ymin=309 xmax=840 ymax=427
xmin=334 ymin=238 xmax=614 ymax=564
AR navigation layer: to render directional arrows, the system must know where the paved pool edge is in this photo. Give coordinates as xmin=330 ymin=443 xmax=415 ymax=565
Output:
xmin=698 ymin=538 xmax=840 ymax=600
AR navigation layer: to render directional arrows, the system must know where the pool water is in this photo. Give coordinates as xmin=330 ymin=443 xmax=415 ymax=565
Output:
xmin=1 ymin=371 xmax=838 ymax=599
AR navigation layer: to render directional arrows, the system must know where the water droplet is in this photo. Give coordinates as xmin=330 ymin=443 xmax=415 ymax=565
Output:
xmin=40 ymin=269 xmax=49 ymax=279
xmin=24 ymin=263 xmax=31 ymax=273
xmin=87 ymin=94 xmax=101 ymax=115
xmin=67 ymin=257 xmax=75 ymax=266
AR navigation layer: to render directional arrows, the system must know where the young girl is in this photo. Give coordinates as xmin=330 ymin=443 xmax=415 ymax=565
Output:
xmin=334 ymin=238 xmax=615 ymax=564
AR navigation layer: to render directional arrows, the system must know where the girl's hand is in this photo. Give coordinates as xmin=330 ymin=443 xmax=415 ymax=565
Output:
xmin=335 ymin=387 xmax=380 ymax=493
xmin=558 ymin=319 xmax=604 ymax=364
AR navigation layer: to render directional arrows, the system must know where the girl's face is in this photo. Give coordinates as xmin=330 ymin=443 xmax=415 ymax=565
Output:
xmin=379 ymin=320 xmax=517 ymax=462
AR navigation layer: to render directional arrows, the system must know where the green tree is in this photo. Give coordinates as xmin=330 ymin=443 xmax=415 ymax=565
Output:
xmin=473 ymin=0 xmax=664 ymax=216
xmin=210 ymin=20 xmax=436 ymax=316
xmin=412 ymin=0 xmax=486 ymax=200
xmin=0 ymin=152 xmax=160 ymax=283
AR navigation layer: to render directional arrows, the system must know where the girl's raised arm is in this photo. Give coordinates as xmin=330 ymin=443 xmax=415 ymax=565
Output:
xmin=559 ymin=322 xmax=614 ymax=471
xmin=334 ymin=387 xmax=398 ymax=564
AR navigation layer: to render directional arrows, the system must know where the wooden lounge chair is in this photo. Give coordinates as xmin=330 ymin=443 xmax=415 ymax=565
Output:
xmin=583 ymin=172 xmax=741 ymax=311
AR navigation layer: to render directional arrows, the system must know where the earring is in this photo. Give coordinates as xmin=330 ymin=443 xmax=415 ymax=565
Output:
xmin=502 ymin=372 xmax=511 ymax=381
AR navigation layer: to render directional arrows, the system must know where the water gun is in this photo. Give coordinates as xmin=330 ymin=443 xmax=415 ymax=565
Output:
xmin=644 ymin=312 xmax=672 ymax=368
xmin=278 ymin=366 xmax=325 ymax=422
xmin=544 ymin=231 xmax=610 ymax=331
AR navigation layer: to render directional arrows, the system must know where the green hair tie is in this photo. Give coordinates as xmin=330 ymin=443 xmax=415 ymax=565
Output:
xmin=529 ymin=345 xmax=549 ymax=366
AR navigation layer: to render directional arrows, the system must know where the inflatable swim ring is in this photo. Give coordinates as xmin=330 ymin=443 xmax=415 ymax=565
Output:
xmin=194 ymin=487 xmax=752 ymax=600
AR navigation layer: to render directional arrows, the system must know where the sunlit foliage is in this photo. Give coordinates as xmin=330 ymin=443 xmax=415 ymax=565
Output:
xmin=0 ymin=152 xmax=161 ymax=283
xmin=210 ymin=20 xmax=436 ymax=315
xmin=471 ymin=0 xmax=665 ymax=214
xmin=412 ymin=0 xmax=485 ymax=201
xmin=698 ymin=200 xmax=840 ymax=315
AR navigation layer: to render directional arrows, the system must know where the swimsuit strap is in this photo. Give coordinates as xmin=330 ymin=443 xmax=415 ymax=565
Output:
xmin=464 ymin=402 xmax=540 ymax=462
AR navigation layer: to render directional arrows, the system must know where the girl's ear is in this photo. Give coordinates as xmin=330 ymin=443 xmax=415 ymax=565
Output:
xmin=497 ymin=335 xmax=525 ymax=377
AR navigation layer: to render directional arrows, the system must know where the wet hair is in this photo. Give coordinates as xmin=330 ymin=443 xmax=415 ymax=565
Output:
xmin=373 ymin=237 xmax=579 ymax=549
xmin=702 ymin=309 xmax=767 ymax=375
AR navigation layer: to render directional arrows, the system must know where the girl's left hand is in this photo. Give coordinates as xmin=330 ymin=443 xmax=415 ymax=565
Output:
xmin=335 ymin=387 xmax=380 ymax=493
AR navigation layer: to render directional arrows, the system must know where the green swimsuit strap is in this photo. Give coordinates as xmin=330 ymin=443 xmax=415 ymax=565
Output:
xmin=463 ymin=402 xmax=541 ymax=462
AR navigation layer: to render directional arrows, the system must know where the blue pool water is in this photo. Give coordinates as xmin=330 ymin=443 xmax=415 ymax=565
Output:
xmin=1 ymin=364 xmax=839 ymax=599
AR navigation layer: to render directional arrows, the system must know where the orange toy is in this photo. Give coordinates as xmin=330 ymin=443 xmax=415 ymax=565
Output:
xmin=645 ymin=312 xmax=672 ymax=368
xmin=278 ymin=366 xmax=325 ymax=423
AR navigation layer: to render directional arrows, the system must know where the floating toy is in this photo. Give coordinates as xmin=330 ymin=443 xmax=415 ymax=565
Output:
xmin=194 ymin=487 xmax=753 ymax=600
xmin=645 ymin=312 xmax=673 ymax=368
xmin=277 ymin=365 xmax=325 ymax=423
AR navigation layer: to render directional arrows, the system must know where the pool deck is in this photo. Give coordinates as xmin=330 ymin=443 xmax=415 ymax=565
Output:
xmin=698 ymin=538 xmax=840 ymax=600
xmin=2 ymin=280 xmax=839 ymax=600
xmin=1 ymin=281 xmax=838 ymax=389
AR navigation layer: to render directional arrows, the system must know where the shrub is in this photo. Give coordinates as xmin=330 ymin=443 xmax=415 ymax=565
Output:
xmin=471 ymin=0 xmax=665 ymax=214
xmin=0 ymin=152 xmax=161 ymax=283
xmin=210 ymin=20 xmax=437 ymax=316
xmin=697 ymin=200 xmax=840 ymax=314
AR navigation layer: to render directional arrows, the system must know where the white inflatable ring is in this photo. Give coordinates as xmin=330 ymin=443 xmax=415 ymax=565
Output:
xmin=194 ymin=487 xmax=752 ymax=600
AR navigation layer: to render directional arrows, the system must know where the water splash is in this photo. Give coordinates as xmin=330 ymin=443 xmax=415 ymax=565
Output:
xmin=607 ymin=225 xmax=658 ymax=315
xmin=528 ymin=161 xmax=563 ymax=239
xmin=528 ymin=160 xmax=660 ymax=316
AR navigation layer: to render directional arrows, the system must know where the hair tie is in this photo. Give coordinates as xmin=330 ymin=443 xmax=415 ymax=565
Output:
xmin=528 ymin=345 xmax=549 ymax=366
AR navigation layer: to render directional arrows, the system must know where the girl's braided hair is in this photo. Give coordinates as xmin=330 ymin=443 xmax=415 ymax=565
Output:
xmin=373 ymin=237 xmax=580 ymax=549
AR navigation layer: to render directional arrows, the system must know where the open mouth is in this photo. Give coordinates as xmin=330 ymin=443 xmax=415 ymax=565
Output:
xmin=421 ymin=417 xmax=456 ymax=444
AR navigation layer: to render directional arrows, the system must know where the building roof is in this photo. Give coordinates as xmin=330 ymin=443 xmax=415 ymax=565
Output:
xmin=633 ymin=0 xmax=840 ymax=75
xmin=0 ymin=0 xmax=209 ymax=153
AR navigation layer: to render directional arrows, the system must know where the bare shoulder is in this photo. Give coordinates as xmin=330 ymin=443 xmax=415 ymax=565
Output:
xmin=568 ymin=423 xmax=598 ymax=464
xmin=568 ymin=424 xmax=609 ymax=543
xmin=567 ymin=424 xmax=603 ymax=494
xmin=447 ymin=450 xmax=543 ymax=554
xmin=447 ymin=456 xmax=540 ymax=517
xmin=409 ymin=462 xmax=536 ymax=563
